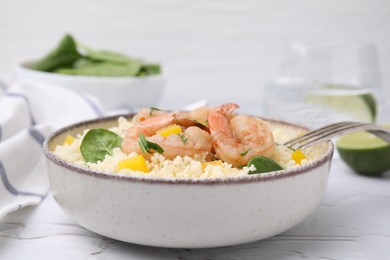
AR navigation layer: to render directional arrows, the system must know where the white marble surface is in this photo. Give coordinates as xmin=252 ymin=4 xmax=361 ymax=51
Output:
xmin=1 ymin=158 xmax=389 ymax=260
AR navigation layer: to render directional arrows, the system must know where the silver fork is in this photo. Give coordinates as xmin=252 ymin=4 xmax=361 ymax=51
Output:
xmin=284 ymin=121 xmax=390 ymax=150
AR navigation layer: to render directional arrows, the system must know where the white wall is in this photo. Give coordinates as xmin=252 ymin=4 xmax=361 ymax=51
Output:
xmin=1 ymin=0 xmax=389 ymax=111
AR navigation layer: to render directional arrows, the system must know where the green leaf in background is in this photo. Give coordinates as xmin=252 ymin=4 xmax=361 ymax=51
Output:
xmin=30 ymin=34 xmax=161 ymax=77
xmin=78 ymin=44 xmax=138 ymax=64
xmin=55 ymin=62 xmax=141 ymax=76
xmin=80 ymin=129 xmax=123 ymax=163
xmin=72 ymin=57 xmax=99 ymax=69
xmin=76 ymin=44 xmax=143 ymax=76
xmin=137 ymin=64 xmax=161 ymax=76
xmin=247 ymin=155 xmax=283 ymax=175
xmin=30 ymin=34 xmax=81 ymax=72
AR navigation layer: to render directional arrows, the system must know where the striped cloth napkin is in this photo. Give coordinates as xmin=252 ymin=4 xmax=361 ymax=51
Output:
xmin=0 ymin=80 xmax=105 ymax=219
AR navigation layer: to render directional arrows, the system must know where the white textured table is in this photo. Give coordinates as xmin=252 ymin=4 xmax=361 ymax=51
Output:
xmin=1 ymin=157 xmax=389 ymax=260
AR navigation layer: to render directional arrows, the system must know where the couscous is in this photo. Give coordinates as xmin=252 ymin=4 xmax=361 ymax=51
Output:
xmin=53 ymin=103 xmax=326 ymax=179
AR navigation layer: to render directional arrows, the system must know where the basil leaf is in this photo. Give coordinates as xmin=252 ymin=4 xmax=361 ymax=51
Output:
xmin=247 ymin=155 xmax=283 ymax=175
xmin=80 ymin=129 xmax=123 ymax=163
xmin=138 ymin=134 xmax=164 ymax=154
xmin=31 ymin=34 xmax=81 ymax=72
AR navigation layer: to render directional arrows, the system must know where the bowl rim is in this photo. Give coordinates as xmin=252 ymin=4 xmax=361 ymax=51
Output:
xmin=14 ymin=59 xmax=165 ymax=81
xmin=43 ymin=114 xmax=334 ymax=186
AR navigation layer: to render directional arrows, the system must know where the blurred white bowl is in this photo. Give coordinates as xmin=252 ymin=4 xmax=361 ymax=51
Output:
xmin=14 ymin=60 xmax=165 ymax=110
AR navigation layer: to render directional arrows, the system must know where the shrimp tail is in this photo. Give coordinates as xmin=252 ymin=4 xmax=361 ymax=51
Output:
xmin=219 ymin=103 xmax=239 ymax=116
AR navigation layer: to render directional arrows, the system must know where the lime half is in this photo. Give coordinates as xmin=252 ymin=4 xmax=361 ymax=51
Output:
xmin=304 ymin=88 xmax=377 ymax=123
xmin=336 ymin=130 xmax=390 ymax=176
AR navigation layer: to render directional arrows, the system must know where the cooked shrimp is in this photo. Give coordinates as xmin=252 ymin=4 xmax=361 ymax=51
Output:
xmin=133 ymin=106 xmax=211 ymax=125
xmin=132 ymin=107 xmax=168 ymax=123
xmin=189 ymin=106 xmax=211 ymax=125
xmin=122 ymin=112 xmax=212 ymax=160
xmin=208 ymin=103 xmax=275 ymax=167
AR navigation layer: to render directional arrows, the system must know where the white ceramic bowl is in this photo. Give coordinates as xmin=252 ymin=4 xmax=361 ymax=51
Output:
xmin=14 ymin=61 xmax=165 ymax=110
xmin=43 ymin=115 xmax=334 ymax=248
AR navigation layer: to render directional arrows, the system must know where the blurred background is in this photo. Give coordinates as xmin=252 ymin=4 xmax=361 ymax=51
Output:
xmin=1 ymin=0 xmax=389 ymax=111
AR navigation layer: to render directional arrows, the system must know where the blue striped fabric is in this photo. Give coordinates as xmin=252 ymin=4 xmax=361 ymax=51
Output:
xmin=79 ymin=93 xmax=105 ymax=117
xmin=0 ymin=161 xmax=45 ymax=198
xmin=0 ymin=81 xmax=106 ymax=218
xmin=0 ymin=126 xmax=48 ymax=200
xmin=29 ymin=127 xmax=45 ymax=146
xmin=5 ymin=92 xmax=36 ymax=125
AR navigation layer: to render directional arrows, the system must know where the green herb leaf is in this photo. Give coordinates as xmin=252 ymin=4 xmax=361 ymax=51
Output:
xmin=239 ymin=149 xmax=251 ymax=156
xmin=31 ymin=34 xmax=81 ymax=72
xmin=178 ymin=133 xmax=188 ymax=144
xmin=247 ymin=155 xmax=283 ymax=175
xmin=138 ymin=134 xmax=164 ymax=154
xmin=80 ymin=129 xmax=123 ymax=163
xmin=150 ymin=107 xmax=162 ymax=116
xmin=138 ymin=134 xmax=149 ymax=153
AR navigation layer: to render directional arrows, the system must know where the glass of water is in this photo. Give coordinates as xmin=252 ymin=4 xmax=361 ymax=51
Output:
xmin=263 ymin=42 xmax=383 ymax=128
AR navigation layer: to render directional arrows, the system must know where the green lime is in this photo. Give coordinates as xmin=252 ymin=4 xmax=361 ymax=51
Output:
xmin=304 ymin=86 xmax=377 ymax=123
xmin=336 ymin=130 xmax=390 ymax=176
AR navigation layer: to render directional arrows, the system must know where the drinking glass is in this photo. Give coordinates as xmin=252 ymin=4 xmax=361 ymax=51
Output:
xmin=263 ymin=43 xmax=383 ymax=128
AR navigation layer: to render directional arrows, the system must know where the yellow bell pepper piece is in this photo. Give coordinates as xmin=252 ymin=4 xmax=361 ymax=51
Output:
xmin=118 ymin=155 xmax=149 ymax=173
xmin=63 ymin=134 xmax=75 ymax=145
xmin=292 ymin=149 xmax=307 ymax=165
xmin=156 ymin=124 xmax=182 ymax=137
xmin=202 ymin=160 xmax=223 ymax=169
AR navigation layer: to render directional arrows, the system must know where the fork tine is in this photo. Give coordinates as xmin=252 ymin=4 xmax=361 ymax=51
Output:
xmin=283 ymin=121 xmax=390 ymax=150
xmin=285 ymin=122 xmax=367 ymax=150
xmin=292 ymin=122 xmax=371 ymax=150
xmin=284 ymin=121 xmax=358 ymax=146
